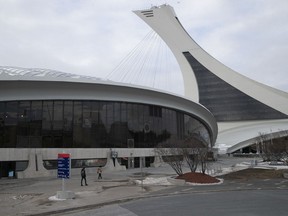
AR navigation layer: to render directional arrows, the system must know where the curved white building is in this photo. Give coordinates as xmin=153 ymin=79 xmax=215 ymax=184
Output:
xmin=0 ymin=66 xmax=217 ymax=178
xmin=134 ymin=4 xmax=288 ymax=153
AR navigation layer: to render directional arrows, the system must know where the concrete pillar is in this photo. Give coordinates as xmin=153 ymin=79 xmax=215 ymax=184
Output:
xmin=150 ymin=156 xmax=162 ymax=167
xmin=104 ymin=150 xmax=126 ymax=171
xmin=17 ymin=150 xmax=50 ymax=178
xmin=128 ymin=157 xmax=134 ymax=169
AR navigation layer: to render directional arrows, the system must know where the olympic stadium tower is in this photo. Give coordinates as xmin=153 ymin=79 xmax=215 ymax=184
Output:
xmin=134 ymin=4 xmax=288 ymax=154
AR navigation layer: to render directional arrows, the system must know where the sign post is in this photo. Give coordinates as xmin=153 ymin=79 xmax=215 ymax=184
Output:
xmin=58 ymin=153 xmax=70 ymax=193
xmin=56 ymin=153 xmax=75 ymax=199
xmin=58 ymin=153 xmax=70 ymax=179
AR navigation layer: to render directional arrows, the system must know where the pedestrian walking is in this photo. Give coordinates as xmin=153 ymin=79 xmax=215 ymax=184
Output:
xmin=81 ymin=167 xmax=88 ymax=186
xmin=97 ymin=166 xmax=102 ymax=179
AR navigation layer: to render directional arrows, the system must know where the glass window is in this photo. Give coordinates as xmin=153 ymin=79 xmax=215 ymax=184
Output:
xmin=83 ymin=101 xmax=92 ymax=147
xmin=133 ymin=104 xmax=140 ymax=132
xmin=170 ymin=110 xmax=177 ymax=140
xmin=73 ymin=101 xmax=82 ymax=125
xmin=16 ymin=161 xmax=28 ymax=172
xmin=91 ymin=101 xmax=100 ymax=125
xmin=106 ymin=102 xmax=114 ymax=147
xmin=0 ymin=100 xmax=212 ymax=149
xmin=114 ymin=102 xmax=121 ymax=122
xmin=17 ymin=136 xmax=29 ymax=147
xmin=4 ymin=102 xmax=18 ymax=147
xmin=92 ymin=101 xmax=106 ymax=148
xmin=176 ymin=112 xmax=184 ymax=139
xmin=18 ymin=101 xmax=30 ymax=124
xmin=120 ymin=102 xmax=127 ymax=123
xmin=42 ymin=135 xmax=52 ymax=148
xmin=0 ymin=102 xmax=4 ymax=146
xmin=73 ymin=101 xmax=83 ymax=148
xmin=127 ymin=103 xmax=134 ymax=131
xmin=42 ymin=101 xmax=53 ymax=133
xmin=53 ymin=101 xmax=63 ymax=131
xmin=98 ymin=102 xmax=108 ymax=147
xmin=137 ymin=104 xmax=144 ymax=147
xmin=63 ymin=101 xmax=73 ymax=132
xmin=31 ymin=101 xmax=42 ymax=122
xmin=106 ymin=102 xmax=113 ymax=133
xmin=17 ymin=101 xmax=31 ymax=147
xmin=110 ymin=102 xmax=131 ymax=148
xmin=53 ymin=136 xmax=63 ymax=148
xmin=5 ymin=101 xmax=17 ymax=126
xmin=63 ymin=101 xmax=73 ymax=148
xmin=30 ymin=136 xmax=42 ymax=148
xmin=149 ymin=106 xmax=162 ymax=117
xmin=82 ymin=101 xmax=91 ymax=128
xmin=30 ymin=101 xmax=42 ymax=137
xmin=184 ymin=51 xmax=288 ymax=121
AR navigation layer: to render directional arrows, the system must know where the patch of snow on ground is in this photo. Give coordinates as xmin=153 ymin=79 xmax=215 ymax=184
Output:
xmin=186 ymin=178 xmax=224 ymax=186
xmin=133 ymin=159 xmax=288 ymax=186
xmin=135 ymin=177 xmax=172 ymax=186
xmin=48 ymin=195 xmax=65 ymax=201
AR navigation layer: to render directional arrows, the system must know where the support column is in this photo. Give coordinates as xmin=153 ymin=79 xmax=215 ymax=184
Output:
xmin=17 ymin=150 xmax=50 ymax=178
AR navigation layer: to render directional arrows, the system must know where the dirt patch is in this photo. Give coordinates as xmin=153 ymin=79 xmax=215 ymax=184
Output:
xmin=175 ymin=168 xmax=287 ymax=184
xmin=176 ymin=172 xmax=220 ymax=184
xmin=218 ymin=168 xmax=287 ymax=180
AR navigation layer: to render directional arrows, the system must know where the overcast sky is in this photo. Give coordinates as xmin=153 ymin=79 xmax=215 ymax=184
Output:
xmin=0 ymin=0 xmax=287 ymax=95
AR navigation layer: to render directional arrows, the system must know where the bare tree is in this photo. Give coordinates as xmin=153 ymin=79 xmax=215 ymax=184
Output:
xmin=155 ymin=134 xmax=211 ymax=175
xmin=198 ymin=147 xmax=208 ymax=174
xmin=182 ymin=147 xmax=199 ymax=172
xmin=256 ymin=130 xmax=288 ymax=163
xmin=155 ymin=143 xmax=184 ymax=176
xmin=256 ymin=132 xmax=269 ymax=161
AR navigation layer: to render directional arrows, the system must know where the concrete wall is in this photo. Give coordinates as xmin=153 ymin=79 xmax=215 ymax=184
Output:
xmin=1 ymin=148 xmax=157 ymax=178
xmin=0 ymin=148 xmax=156 ymax=161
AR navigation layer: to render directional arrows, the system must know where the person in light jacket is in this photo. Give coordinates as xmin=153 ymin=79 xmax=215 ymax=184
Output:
xmin=97 ymin=166 xmax=102 ymax=179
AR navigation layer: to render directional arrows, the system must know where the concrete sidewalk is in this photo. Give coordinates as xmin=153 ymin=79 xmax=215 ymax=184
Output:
xmin=0 ymin=156 xmax=262 ymax=216
xmin=0 ymin=164 xmax=178 ymax=216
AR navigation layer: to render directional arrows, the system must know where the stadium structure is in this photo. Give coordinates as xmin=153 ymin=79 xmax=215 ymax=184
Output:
xmin=0 ymin=66 xmax=217 ymax=178
xmin=134 ymin=4 xmax=288 ymax=154
xmin=0 ymin=4 xmax=287 ymax=178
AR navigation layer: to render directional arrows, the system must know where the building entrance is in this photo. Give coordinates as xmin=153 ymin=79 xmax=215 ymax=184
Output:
xmin=0 ymin=161 xmax=16 ymax=178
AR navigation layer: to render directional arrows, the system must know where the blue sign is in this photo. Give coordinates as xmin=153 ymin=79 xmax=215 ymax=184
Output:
xmin=58 ymin=153 xmax=70 ymax=179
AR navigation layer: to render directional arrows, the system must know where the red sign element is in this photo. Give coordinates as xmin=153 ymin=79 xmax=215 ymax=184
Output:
xmin=58 ymin=153 xmax=70 ymax=158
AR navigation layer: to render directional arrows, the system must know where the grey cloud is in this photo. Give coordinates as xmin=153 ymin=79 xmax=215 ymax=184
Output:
xmin=0 ymin=0 xmax=287 ymax=94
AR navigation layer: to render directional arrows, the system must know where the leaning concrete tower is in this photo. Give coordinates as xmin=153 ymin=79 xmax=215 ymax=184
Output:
xmin=134 ymin=4 xmax=288 ymax=153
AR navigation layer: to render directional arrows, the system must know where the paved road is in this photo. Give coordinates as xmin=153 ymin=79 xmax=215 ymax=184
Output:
xmin=148 ymin=178 xmax=288 ymax=195
xmin=123 ymin=190 xmax=288 ymax=216
xmin=1 ymin=156 xmax=287 ymax=216
xmin=59 ymin=176 xmax=288 ymax=216
xmin=64 ymin=190 xmax=288 ymax=216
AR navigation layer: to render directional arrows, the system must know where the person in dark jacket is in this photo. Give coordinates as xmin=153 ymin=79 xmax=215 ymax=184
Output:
xmin=81 ymin=167 xmax=88 ymax=186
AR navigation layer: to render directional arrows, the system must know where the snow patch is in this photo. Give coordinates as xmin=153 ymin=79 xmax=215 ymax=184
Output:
xmin=48 ymin=195 xmax=66 ymax=201
xmin=135 ymin=177 xmax=172 ymax=185
xmin=186 ymin=178 xmax=224 ymax=186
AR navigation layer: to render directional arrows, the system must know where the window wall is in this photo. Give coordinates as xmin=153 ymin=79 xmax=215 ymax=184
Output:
xmin=0 ymin=100 xmax=211 ymax=148
xmin=183 ymin=51 xmax=288 ymax=121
